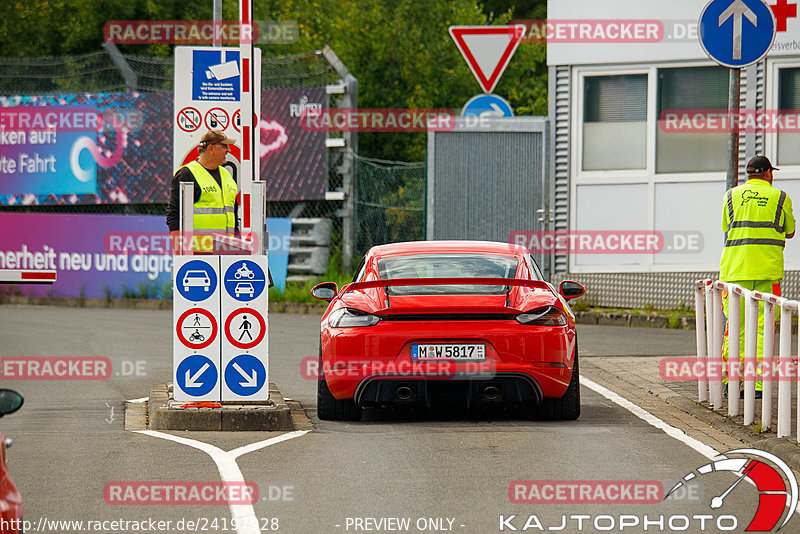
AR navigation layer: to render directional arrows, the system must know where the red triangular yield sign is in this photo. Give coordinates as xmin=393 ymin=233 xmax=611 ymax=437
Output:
xmin=449 ymin=25 xmax=526 ymax=94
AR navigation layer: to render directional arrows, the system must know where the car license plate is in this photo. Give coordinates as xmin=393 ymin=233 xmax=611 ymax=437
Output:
xmin=411 ymin=344 xmax=485 ymax=361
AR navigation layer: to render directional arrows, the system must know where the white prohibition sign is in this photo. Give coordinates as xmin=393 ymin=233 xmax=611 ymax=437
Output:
xmin=205 ymin=107 xmax=230 ymax=131
xmin=232 ymin=109 xmax=241 ymax=132
xmin=225 ymin=307 xmax=266 ymax=349
xmin=177 ymin=107 xmax=201 ymax=132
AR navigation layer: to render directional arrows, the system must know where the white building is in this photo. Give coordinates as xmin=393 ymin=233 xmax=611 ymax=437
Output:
xmin=547 ymin=0 xmax=800 ymax=307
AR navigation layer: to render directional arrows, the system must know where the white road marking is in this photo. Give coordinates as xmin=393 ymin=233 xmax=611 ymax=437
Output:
xmin=134 ymin=430 xmax=309 ymax=534
xmin=127 ymin=397 xmax=148 ymax=403
xmin=580 ymin=376 xmax=719 ymax=459
xmin=580 ymin=376 xmax=800 ymax=517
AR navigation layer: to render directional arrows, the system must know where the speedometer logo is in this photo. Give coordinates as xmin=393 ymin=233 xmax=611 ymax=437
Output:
xmin=666 ymin=449 xmax=798 ymax=531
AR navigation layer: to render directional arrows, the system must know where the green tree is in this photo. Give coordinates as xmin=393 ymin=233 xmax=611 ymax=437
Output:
xmin=2 ymin=0 xmax=550 ymax=160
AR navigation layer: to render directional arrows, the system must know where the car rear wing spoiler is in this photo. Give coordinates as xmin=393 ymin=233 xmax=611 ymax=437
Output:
xmin=343 ymin=277 xmax=551 ymax=293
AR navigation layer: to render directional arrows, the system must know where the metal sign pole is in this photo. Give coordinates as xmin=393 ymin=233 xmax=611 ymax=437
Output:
xmin=726 ymin=68 xmax=741 ymax=191
xmin=179 ymin=182 xmax=194 ymax=256
xmin=251 ymin=181 xmax=266 ymax=255
xmin=698 ymin=0 xmax=777 ymax=190
xmin=213 ymin=0 xmax=222 ymax=47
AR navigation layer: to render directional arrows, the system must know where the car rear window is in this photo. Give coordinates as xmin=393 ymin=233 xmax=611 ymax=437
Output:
xmin=377 ymin=254 xmax=518 ymax=295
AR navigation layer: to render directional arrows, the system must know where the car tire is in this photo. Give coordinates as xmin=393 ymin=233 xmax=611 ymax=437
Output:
xmin=316 ymin=352 xmax=362 ymax=421
xmin=536 ymin=347 xmax=580 ymax=421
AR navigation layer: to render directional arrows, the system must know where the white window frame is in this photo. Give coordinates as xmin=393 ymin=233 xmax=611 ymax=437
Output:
xmin=570 ymin=61 xmax=730 ymax=274
xmin=765 ymin=58 xmax=800 ymax=174
xmin=766 ymin=58 xmax=800 ymax=272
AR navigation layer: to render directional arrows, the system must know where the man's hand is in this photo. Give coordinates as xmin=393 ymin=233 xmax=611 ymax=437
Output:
xmin=788 ymin=231 xmax=795 ymax=239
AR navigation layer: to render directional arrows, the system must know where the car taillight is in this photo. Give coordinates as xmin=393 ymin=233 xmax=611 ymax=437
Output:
xmin=516 ymin=306 xmax=567 ymax=326
xmin=329 ymin=308 xmax=380 ymax=328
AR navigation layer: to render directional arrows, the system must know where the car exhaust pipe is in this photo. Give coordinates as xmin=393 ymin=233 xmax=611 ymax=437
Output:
xmin=395 ymin=386 xmax=414 ymax=401
xmin=482 ymin=385 xmax=500 ymax=401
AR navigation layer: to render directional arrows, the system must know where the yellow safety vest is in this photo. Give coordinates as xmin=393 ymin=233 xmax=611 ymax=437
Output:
xmin=720 ymin=179 xmax=795 ymax=281
xmin=185 ymin=161 xmax=237 ymax=253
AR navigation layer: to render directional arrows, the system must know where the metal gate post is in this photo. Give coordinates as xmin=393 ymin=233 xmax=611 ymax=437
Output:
xmin=728 ymin=287 xmax=741 ymax=416
xmin=760 ymin=298 xmax=775 ymax=430
xmin=743 ymin=290 xmax=757 ymax=426
xmin=179 ymin=182 xmax=194 ymax=256
xmin=712 ymin=283 xmax=725 ymax=409
xmin=778 ymin=304 xmax=792 ymax=438
xmin=695 ymin=281 xmax=708 ymax=403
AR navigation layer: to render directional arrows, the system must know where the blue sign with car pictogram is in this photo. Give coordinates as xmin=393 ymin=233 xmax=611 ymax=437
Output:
xmin=175 ymin=259 xmax=218 ymax=302
xmin=223 ymin=259 xmax=266 ymax=302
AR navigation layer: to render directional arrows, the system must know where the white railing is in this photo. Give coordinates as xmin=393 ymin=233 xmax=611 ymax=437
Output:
xmin=695 ymin=279 xmax=798 ymax=439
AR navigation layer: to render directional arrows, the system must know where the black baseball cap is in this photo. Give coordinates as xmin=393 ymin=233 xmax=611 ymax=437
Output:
xmin=746 ymin=155 xmax=779 ymax=174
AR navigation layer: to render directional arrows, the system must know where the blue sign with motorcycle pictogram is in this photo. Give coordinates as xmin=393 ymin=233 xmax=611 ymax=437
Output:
xmin=223 ymin=259 xmax=266 ymax=302
xmin=175 ymin=259 xmax=218 ymax=302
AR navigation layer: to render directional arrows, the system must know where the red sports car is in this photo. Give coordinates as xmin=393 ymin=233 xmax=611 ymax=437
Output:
xmin=0 ymin=389 xmax=23 ymax=534
xmin=312 ymin=241 xmax=584 ymax=421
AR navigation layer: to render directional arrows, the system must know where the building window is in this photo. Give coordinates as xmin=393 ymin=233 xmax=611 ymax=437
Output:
xmin=582 ymin=74 xmax=647 ymax=171
xmin=656 ymin=66 xmax=728 ymax=173
xmin=778 ymin=67 xmax=800 ymax=166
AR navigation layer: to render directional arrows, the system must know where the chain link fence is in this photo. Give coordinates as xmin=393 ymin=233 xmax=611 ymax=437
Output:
xmin=0 ymin=49 xmax=426 ymax=273
xmin=353 ymin=154 xmax=425 ymax=258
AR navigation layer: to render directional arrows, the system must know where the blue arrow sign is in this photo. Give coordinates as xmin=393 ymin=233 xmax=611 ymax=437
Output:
xmin=461 ymin=94 xmax=514 ymax=118
xmin=176 ymin=259 xmax=218 ymax=302
xmin=699 ymin=0 xmax=777 ymax=68
xmin=176 ymin=355 xmax=218 ymax=396
xmin=224 ymin=354 xmax=266 ymax=396
xmin=223 ymin=259 xmax=266 ymax=302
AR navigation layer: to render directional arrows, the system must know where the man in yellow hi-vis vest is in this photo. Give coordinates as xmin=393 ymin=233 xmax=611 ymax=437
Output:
xmin=167 ymin=130 xmax=238 ymax=253
xmin=720 ymin=155 xmax=795 ymax=398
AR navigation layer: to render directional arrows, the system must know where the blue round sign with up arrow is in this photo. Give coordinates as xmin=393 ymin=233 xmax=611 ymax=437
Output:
xmin=225 ymin=354 xmax=266 ymax=396
xmin=176 ymin=354 xmax=218 ymax=397
xmin=699 ymin=0 xmax=777 ymax=68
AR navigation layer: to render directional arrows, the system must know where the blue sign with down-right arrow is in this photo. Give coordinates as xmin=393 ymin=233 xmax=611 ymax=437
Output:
xmin=699 ymin=0 xmax=777 ymax=68
xmin=224 ymin=354 xmax=267 ymax=397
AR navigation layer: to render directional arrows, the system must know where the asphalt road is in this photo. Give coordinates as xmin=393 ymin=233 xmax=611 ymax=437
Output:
xmin=0 ymin=306 xmax=768 ymax=534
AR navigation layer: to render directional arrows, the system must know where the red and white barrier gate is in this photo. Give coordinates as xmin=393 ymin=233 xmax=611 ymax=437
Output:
xmin=0 ymin=270 xmax=57 ymax=284
xmin=695 ymin=279 xmax=798 ymax=439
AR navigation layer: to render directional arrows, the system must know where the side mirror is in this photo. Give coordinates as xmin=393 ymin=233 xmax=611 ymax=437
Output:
xmin=0 ymin=389 xmax=24 ymax=417
xmin=559 ymin=281 xmax=585 ymax=301
xmin=311 ymin=282 xmax=338 ymax=301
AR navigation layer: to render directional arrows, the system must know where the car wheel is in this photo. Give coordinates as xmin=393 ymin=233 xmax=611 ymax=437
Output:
xmin=536 ymin=347 xmax=580 ymax=421
xmin=316 ymin=350 xmax=362 ymax=421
